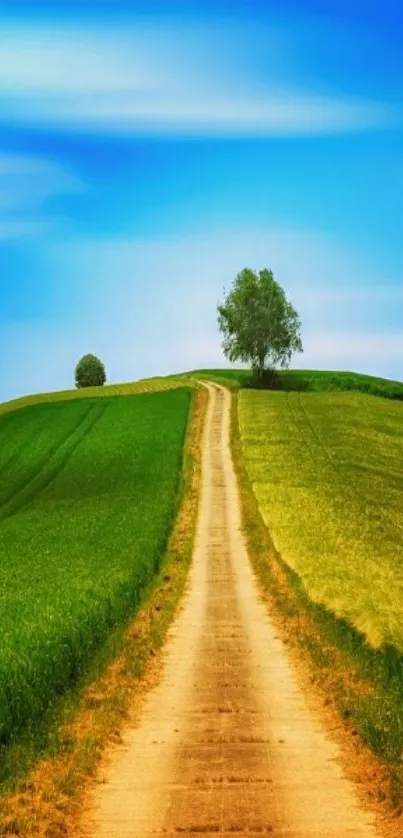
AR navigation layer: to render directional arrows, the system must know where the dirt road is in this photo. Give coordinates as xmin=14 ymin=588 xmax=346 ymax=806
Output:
xmin=88 ymin=382 xmax=378 ymax=837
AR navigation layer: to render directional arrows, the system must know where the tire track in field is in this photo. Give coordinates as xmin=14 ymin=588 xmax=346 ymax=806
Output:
xmin=297 ymin=391 xmax=340 ymax=471
xmin=285 ymin=391 xmax=335 ymax=473
xmin=0 ymin=414 xmax=50 ymax=480
xmin=86 ymin=382 xmax=379 ymax=838
xmin=0 ymin=404 xmax=94 ymax=508
xmin=0 ymin=402 xmax=108 ymax=522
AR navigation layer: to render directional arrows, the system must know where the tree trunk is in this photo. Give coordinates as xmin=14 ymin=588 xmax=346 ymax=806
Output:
xmin=257 ymin=355 xmax=265 ymax=383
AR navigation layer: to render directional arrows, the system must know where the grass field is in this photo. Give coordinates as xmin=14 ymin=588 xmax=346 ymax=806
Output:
xmin=181 ymin=369 xmax=251 ymax=389
xmin=0 ymin=375 xmax=192 ymax=421
xmin=0 ymin=388 xmax=191 ymax=753
xmin=238 ymin=389 xmax=403 ymax=651
xmin=186 ymin=368 xmax=403 ymax=400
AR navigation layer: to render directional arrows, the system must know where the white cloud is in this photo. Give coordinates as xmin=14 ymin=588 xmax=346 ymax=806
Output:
xmin=0 ymin=20 xmax=393 ymax=136
xmin=298 ymin=331 xmax=403 ymax=381
xmin=0 ymin=24 xmax=175 ymax=94
xmin=38 ymin=92 xmax=386 ymax=137
xmin=303 ymin=332 xmax=403 ymax=365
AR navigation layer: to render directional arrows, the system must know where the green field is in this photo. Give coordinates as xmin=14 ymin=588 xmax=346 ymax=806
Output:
xmin=238 ymin=389 xmax=403 ymax=651
xmin=0 ymin=388 xmax=191 ymax=748
xmin=0 ymin=375 xmax=191 ymax=421
xmin=186 ymin=368 xmax=403 ymax=400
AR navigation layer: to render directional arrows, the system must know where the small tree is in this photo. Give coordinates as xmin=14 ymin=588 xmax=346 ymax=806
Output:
xmin=217 ymin=267 xmax=303 ymax=382
xmin=75 ymin=354 xmax=106 ymax=388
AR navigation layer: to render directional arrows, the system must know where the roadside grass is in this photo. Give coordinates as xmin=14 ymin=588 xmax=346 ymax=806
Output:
xmin=0 ymin=389 xmax=191 ymax=782
xmin=234 ymin=388 xmax=403 ymax=811
xmin=183 ymin=367 xmax=403 ymax=401
xmin=0 ymin=386 xmax=207 ymax=838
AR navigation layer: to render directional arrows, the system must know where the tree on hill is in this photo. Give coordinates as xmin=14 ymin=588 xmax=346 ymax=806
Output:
xmin=217 ymin=268 xmax=303 ymax=382
xmin=75 ymin=354 xmax=106 ymax=388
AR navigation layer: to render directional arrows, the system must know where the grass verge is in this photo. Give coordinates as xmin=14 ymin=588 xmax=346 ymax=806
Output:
xmin=0 ymin=386 xmax=207 ymax=838
xmin=230 ymin=390 xmax=403 ymax=822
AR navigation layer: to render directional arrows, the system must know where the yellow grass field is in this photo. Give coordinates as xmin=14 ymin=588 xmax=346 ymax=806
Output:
xmin=238 ymin=389 xmax=403 ymax=650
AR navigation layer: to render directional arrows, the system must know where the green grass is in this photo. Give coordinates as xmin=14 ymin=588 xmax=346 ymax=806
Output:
xmin=0 ymin=375 xmax=192 ymax=420
xmin=179 ymin=369 xmax=251 ymax=389
xmin=183 ymin=367 xmax=403 ymax=400
xmin=0 ymin=389 xmax=191 ymax=756
xmin=278 ymin=369 xmax=403 ymax=399
xmin=238 ymin=389 xmax=403 ymax=651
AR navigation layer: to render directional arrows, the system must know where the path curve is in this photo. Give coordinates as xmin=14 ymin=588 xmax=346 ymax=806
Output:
xmin=87 ymin=382 xmax=378 ymax=837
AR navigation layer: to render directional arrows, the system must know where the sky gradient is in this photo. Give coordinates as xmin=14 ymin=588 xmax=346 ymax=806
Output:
xmin=1 ymin=0 xmax=402 ymax=400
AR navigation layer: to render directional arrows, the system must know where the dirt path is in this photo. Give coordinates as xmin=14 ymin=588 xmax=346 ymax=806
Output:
xmin=87 ymin=382 xmax=379 ymax=837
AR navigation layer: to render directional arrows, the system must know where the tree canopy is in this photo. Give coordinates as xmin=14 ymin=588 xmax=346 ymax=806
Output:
xmin=75 ymin=354 xmax=106 ymax=389
xmin=217 ymin=268 xmax=303 ymax=380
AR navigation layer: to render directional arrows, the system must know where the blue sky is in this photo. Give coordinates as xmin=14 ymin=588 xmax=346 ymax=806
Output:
xmin=1 ymin=0 xmax=403 ymax=400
